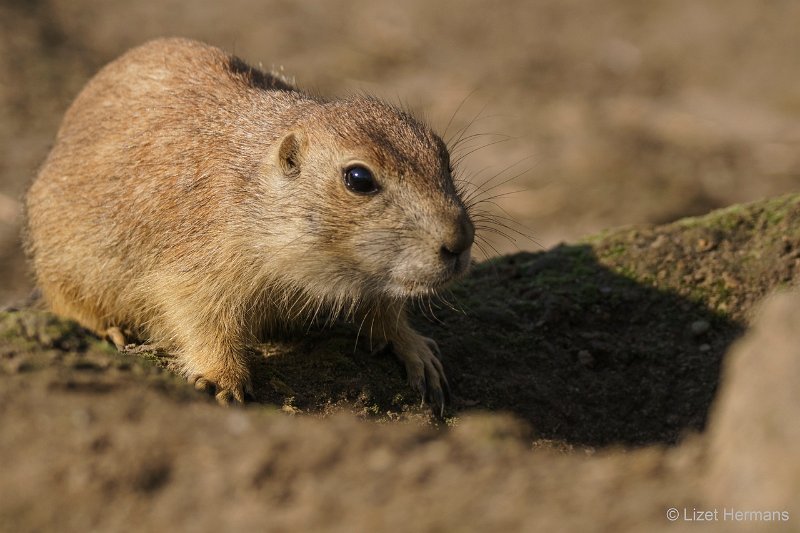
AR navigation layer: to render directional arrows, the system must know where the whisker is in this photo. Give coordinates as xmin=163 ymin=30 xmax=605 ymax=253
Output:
xmin=447 ymin=100 xmax=487 ymax=147
xmin=473 ymin=239 xmax=491 ymax=260
xmin=452 ymin=136 xmax=511 ymax=168
xmin=434 ymin=290 xmax=465 ymax=315
xmin=475 ymin=234 xmax=503 ymax=257
xmin=461 ymin=157 xmax=536 ymax=205
xmin=467 ymin=187 xmax=530 ymax=209
xmin=442 ymin=89 xmax=478 ymax=142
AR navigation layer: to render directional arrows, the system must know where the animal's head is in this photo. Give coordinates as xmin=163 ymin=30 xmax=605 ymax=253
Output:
xmin=268 ymin=96 xmax=474 ymax=301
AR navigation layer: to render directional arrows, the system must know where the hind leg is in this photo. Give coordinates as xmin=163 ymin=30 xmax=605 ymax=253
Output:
xmin=45 ymin=287 xmax=125 ymax=344
xmin=48 ymin=293 xmax=133 ymax=352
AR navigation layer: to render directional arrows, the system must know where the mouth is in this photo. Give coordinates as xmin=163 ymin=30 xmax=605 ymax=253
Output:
xmin=388 ymin=259 xmax=472 ymax=298
xmin=449 ymin=248 xmax=472 ymax=277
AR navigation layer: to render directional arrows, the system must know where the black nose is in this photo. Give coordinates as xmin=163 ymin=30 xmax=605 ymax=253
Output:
xmin=440 ymin=210 xmax=474 ymax=258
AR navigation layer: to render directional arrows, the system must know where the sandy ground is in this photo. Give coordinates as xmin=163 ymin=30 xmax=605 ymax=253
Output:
xmin=1 ymin=1 xmax=799 ymax=531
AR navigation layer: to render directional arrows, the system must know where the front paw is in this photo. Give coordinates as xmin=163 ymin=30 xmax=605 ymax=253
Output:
xmin=396 ymin=336 xmax=451 ymax=417
xmin=188 ymin=373 xmax=252 ymax=405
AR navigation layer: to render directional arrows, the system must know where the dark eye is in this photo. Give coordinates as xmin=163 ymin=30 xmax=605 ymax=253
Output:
xmin=343 ymin=165 xmax=378 ymax=194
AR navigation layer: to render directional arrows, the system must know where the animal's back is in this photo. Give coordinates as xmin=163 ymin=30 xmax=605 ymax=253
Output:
xmin=25 ymin=38 xmax=301 ymax=334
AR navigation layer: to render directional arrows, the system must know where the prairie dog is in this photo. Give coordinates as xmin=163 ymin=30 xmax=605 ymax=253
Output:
xmin=24 ymin=38 xmax=474 ymax=414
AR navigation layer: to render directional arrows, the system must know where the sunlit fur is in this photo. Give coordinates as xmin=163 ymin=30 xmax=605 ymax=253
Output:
xmin=24 ymin=38 xmax=472 ymax=407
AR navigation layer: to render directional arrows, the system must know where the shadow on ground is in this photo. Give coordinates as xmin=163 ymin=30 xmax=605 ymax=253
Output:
xmin=247 ymin=244 xmax=742 ymax=448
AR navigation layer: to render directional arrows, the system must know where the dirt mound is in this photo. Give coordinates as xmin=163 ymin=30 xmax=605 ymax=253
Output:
xmin=1 ymin=194 xmax=798 ymax=531
xmin=706 ymin=291 xmax=800 ymax=515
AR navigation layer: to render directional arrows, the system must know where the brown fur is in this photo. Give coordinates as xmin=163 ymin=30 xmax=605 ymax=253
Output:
xmin=24 ymin=38 xmax=473 ymax=411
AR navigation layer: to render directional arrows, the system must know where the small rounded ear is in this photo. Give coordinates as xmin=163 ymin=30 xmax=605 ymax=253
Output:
xmin=277 ymin=131 xmax=305 ymax=179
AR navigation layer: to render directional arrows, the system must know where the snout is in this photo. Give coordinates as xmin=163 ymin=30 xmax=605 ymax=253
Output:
xmin=439 ymin=209 xmax=474 ymax=275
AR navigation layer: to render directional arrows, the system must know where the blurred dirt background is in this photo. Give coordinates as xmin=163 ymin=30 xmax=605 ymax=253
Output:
xmin=2 ymin=0 xmax=800 ymax=304
xmin=1 ymin=1 xmax=799 ymax=531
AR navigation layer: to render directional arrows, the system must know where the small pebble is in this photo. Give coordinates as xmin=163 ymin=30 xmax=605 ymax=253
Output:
xmin=578 ymin=350 xmax=594 ymax=367
xmin=650 ymin=234 xmax=668 ymax=249
xmin=690 ymin=320 xmax=710 ymax=336
xmin=696 ymin=238 xmax=716 ymax=252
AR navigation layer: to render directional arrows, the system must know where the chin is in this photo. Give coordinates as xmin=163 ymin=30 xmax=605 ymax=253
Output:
xmin=385 ymin=270 xmax=465 ymax=299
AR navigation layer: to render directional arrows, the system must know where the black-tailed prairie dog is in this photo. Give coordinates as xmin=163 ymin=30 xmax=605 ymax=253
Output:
xmin=24 ymin=38 xmax=474 ymax=414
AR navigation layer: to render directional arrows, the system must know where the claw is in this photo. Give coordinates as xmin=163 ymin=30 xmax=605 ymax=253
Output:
xmin=187 ymin=374 xmax=247 ymax=405
xmin=392 ymin=334 xmax=450 ymax=418
xmin=215 ymin=389 xmax=232 ymax=405
xmin=215 ymin=387 xmax=246 ymax=405
xmin=193 ymin=377 xmax=212 ymax=392
xmin=430 ymin=386 xmax=445 ymax=418
xmin=104 ymin=327 xmax=127 ymax=351
xmin=429 ymin=355 xmax=451 ymax=404
xmin=442 ymin=374 xmax=452 ymax=404
xmin=411 ymin=376 xmax=426 ymax=398
xmin=421 ymin=352 xmax=448 ymax=419
xmin=425 ymin=338 xmax=443 ymax=360
xmin=243 ymin=382 xmax=256 ymax=402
